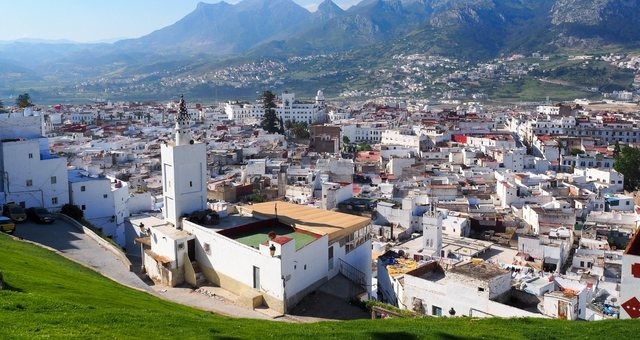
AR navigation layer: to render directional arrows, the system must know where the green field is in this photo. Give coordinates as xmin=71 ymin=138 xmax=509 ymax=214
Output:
xmin=1 ymin=234 xmax=639 ymax=339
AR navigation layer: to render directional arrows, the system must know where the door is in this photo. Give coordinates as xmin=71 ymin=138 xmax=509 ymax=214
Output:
xmin=558 ymin=300 xmax=568 ymax=320
xmin=187 ymin=239 xmax=195 ymax=261
xmin=328 ymin=246 xmax=334 ymax=270
xmin=253 ymin=266 xmax=260 ymax=290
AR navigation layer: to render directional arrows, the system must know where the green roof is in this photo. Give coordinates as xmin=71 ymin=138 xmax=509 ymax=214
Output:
xmin=230 ymin=224 xmax=317 ymax=251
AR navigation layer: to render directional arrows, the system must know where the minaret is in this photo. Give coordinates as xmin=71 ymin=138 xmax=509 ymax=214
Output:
xmin=161 ymin=95 xmax=207 ymax=228
xmin=423 ymin=197 xmax=443 ymax=258
xmin=315 ymin=89 xmax=325 ymax=107
xmin=175 ymin=95 xmax=191 ymax=146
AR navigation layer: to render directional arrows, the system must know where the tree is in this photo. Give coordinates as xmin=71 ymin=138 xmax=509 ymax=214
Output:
xmin=291 ymin=121 xmax=310 ymax=139
xmin=357 ymin=143 xmax=372 ymax=152
xmin=0 ymin=99 xmax=5 ymax=113
xmin=260 ymin=91 xmax=280 ymax=134
xmin=117 ymin=112 xmax=124 ymax=120
xmin=342 ymin=136 xmax=351 ymax=152
xmin=556 ymin=140 xmax=564 ymax=172
xmin=613 ymin=140 xmax=621 ymax=158
xmin=614 ymin=146 xmax=640 ymax=191
xmin=16 ymin=93 xmax=33 ymax=108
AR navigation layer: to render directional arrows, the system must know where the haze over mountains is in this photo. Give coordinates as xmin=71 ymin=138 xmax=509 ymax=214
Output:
xmin=1 ymin=0 xmax=640 ymax=102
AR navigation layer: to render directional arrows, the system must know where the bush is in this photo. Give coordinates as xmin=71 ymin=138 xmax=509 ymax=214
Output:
xmin=60 ymin=204 xmax=84 ymax=219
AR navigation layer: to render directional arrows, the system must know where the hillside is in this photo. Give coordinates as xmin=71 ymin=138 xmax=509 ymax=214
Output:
xmin=1 ymin=234 xmax=640 ymax=338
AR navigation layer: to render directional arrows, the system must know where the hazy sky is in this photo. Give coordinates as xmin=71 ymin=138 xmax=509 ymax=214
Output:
xmin=0 ymin=0 xmax=359 ymax=43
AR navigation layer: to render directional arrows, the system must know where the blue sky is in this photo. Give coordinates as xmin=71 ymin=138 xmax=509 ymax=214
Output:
xmin=0 ymin=0 xmax=358 ymax=43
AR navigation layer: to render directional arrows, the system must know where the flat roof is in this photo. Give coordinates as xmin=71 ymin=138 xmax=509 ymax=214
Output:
xmin=225 ymin=224 xmax=317 ymax=251
xmin=449 ymin=261 xmax=508 ymax=281
xmin=396 ymin=234 xmax=492 ymax=258
xmin=241 ymin=202 xmax=370 ymax=243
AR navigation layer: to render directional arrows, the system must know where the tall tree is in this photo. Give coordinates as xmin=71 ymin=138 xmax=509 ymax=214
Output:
xmin=16 ymin=93 xmax=33 ymax=108
xmin=614 ymin=146 xmax=640 ymax=192
xmin=613 ymin=140 xmax=621 ymax=158
xmin=556 ymin=139 xmax=564 ymax=172
xmin=0 ymin=99 xmax=6 ymax=113
xmin=260 ymin=91 xmax=280 ymax=134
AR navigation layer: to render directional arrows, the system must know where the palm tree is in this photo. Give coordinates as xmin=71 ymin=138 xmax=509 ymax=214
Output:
xmin=117 ymin=112 xmax=124 ymax=120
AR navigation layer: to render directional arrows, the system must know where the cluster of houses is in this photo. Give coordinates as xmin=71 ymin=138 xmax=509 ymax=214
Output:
xmin=2 ymin=93 xmax=640 ymax=320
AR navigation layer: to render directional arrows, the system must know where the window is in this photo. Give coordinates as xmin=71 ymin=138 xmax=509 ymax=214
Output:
xmin=51 ymin=176 xmax=57 ymax=184
xmin=81 ymin=205 xmax=86 ymax=210
xmin=26 ymin=179 xmax=33 ymax=187
xmin=28 ymin=153 xmax=33 ymax=159
xmin=103 ymin=194 xmax=108 ymax=199
xmin=189 ymin=181 xmax=193 ymax=187
xmin=51 ymin=197 xmax=58 ymax=205
xmin=204 ymin=242 xmax=211 ymax=255
xmin=432 ymin=305 xmax=442 ymax=316
xmin=81 ymin=186 xmax=86 ymax=192
xmin=478 ymin=287 xmax=485 ymax=292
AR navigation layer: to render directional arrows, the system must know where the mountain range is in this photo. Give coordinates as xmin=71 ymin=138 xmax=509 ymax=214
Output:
xmin=1 ymin=0 xmax=640 ymax=102
xmin=117 ymin=0 xmax=640 ymax=58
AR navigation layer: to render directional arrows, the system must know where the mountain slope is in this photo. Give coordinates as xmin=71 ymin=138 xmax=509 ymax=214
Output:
xmin=115 ymin=0 xmax=312 ymax=55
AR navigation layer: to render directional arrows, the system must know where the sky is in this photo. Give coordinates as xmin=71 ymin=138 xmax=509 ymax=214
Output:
xmin=0 ymin=0 xmax=359 ymax=43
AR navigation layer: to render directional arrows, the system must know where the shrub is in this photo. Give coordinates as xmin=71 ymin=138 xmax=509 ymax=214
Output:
xmin=60 ymin=204 xmax=84 ymax=219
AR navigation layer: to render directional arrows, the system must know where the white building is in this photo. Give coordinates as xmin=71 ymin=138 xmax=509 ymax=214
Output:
xmin=183 ymin=202 xmax=372 ymax=313
xmin=68 ymin=169 xmax=130 ymax=246
xmin=160 ymin=96 xmax=207 ymax=227
xmin=423 ymin=202 xmax=443 ymax=258
xmin=0 ymin=138 xmax=69 ymax=210
xmin=402 ymin=261 xmax=543 ymax=318
xmin=225 ymin=91 xmax=326 ymax=124
xmin=380 ymin=129 xmax=428 ymax=153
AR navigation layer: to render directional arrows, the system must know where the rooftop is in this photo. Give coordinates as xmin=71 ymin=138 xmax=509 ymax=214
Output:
xmin=449 ymin=261 xmax=509 ymax=281
xmin=218 ymin=220 xmax=320 ymax=251
xmin=240 ymin=201 xmax=370 ymax=243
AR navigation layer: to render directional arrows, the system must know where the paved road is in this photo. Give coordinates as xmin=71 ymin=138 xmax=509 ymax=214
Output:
xmin=14 ymin=218 xmax=151 ymax=292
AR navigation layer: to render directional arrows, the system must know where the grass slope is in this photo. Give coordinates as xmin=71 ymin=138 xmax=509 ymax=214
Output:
xmin=1 ymin=234 xmax=640 ymax=339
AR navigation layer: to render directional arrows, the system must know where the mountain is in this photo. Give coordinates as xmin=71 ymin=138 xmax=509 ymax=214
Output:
xmin=104 ymin=0 xmax=640 ymax=59
xmin=2 ymin=0 xmax=640 ymax=103
xmin=114 ymin=0 xmax=312 ymax=55
xmin=313 ymin=0 xmax=346 ymax=22
xmin=550 ymin=0 xmax=640 ymax=48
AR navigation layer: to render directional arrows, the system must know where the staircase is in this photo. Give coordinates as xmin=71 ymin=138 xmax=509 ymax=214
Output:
xmin=338 ymin=258 xmax=366 ymax=287
xmin=192 ymin=261 xmax=208 ymax=287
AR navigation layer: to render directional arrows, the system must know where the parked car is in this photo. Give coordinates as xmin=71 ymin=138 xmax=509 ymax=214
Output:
xmin=27 ymin=207 xmax=55 ymax=224
xmin=0 ymin=216 xmax=15 ymax=234
xmin=3 ymin=203 xmax=27 ymax=223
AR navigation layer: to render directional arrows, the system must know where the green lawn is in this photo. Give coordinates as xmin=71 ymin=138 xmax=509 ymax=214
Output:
xmin=1 ymin=234 xmax=639 ymax=339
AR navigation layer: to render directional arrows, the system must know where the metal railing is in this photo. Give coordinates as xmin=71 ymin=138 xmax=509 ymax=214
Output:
xmin=338 ymin=258 xmax=366 ymax=287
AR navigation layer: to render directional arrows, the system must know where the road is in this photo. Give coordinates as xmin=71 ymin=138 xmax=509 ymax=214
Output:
xmin=13 ymin=218 xmax=151 ymax=292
